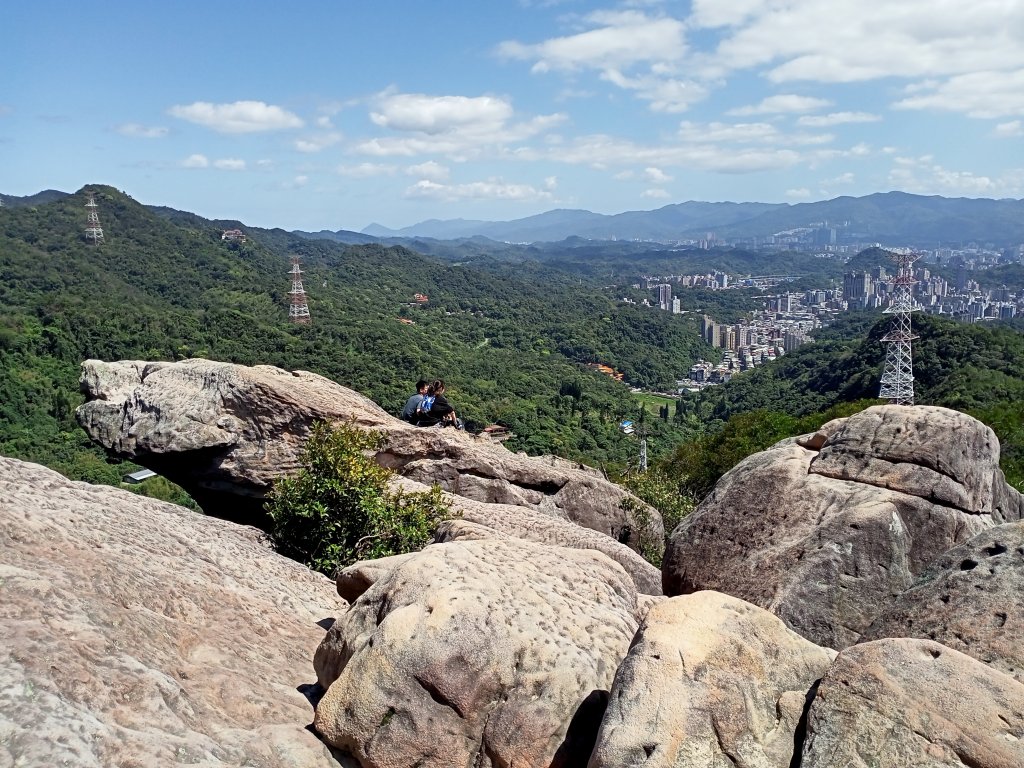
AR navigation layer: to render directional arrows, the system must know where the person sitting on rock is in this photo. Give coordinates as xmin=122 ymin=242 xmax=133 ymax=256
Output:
xmin=420 ymin=379 xmax=464 ymax=429
xmin=400 ymin=379 xmax=429 ymax=422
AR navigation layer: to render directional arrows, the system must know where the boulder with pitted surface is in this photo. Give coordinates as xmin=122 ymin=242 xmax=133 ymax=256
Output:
xmin=662 ymin=405 xmax=1024 ymax=649
xmin=312 ymin=537 xmax=641 ymax=768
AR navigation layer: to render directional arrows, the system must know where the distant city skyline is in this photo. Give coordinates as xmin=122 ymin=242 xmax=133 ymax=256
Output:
xmin=5 ymin=1 xmax=1023 ymax=232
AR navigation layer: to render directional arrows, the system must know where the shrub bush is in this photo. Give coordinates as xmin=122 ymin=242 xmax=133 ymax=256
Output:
xmin=266 ymin=421 xmax=452 ymax=575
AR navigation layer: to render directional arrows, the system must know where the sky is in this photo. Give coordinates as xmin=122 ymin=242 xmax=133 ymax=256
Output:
xmin=4 ymin=0 xmax=1024 ymax=232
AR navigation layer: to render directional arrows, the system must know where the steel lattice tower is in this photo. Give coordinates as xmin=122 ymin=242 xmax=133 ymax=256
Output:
xmin=84 ymin=190 xmax=104 ymax=245
xmin=287 ymin=256 xmax=311 ymax=323
xmin=879 ymin=252 xmax=920 ymax=405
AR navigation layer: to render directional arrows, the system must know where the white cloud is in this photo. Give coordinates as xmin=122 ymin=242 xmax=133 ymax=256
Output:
xmin=497 ymin=11 xmax=704 ymax=112
xmin=643 ymin=167 xmax=673 ymax=183
xmin=700 ymin=0 xmax=1024 ymax=84
xmin=168 ymin=100 xmax=303 ymax=133
xmin=600 ymin=70 xmax=706 ymax=113
xmin=213 ymin=158 xmax=246 ymax=171
xmin=690 ymin=0 xmax=763 ymax=29
xmin=994 ymin=120 xmax=1023 ymax=138
xmin=181 ymin=153 xmax=209 ymax=168
xmin=117 ymin=123 xmax=168 ymax=138
xmin=356 ymin=92 xmax=566 ymax=159
xmin=642 ymin=188 xmax=672 ymax=199
xmin=532 ymin=133 xmax=802 ymax=174
xmin=497 ymin=10 xmax=686 ymax=73
xmin=887 ymin=155 xmax=1024 ymax=196
xmin=822 ymin=172 xmax=856 ymax=185
xmin=292 ymin=175 xmax=309 ymax=187
xmin=294 ymin=131 xmax=343 ymax=153
xmin=678 ymin=121 xmax=779 ymax=143
xmin=894 ymin=69 xmax=1024 ymax=118
xmin=676 ymin=120 xmax=832 ymax=148
xmin=785 ymin=188 xmax=812 ymax=199
xmin=337 ymin=162 xmax=397 ymax=178
xmin=404 ymin=178 xmax=556 ymax=203
xmin=729 ymin=95 xmax=832 ymax=115
xmin=371 ymin=93 xmax=513 ymax=135
xmin=797 ymin=111 xmax=882 ymax=127
xmin=405 ymin=161 xmax=450 ymax=181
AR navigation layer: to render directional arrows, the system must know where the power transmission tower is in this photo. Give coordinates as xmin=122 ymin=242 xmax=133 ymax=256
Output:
xmin=879 ymin=252 xmax=920 ymax=405
xmin=84 ymin=190 xmax=104 ymax=245
xmin=287 ymin=255 xmax=311 ymax=323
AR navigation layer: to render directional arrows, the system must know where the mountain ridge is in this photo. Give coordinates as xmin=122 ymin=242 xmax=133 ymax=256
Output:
xmin=353 ymin=192 xmax=1024 ymax=246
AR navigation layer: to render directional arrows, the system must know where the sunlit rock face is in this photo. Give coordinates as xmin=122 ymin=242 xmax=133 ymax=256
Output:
xmin=77 ymin=357 xmax=662 ymax=551
xmin=663 ymin=405 xmax=1024 ymax=649
xmin=0 ymin=455 xmax=341 ymax=767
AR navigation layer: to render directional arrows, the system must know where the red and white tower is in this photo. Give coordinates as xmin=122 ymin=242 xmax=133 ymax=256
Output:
xmin=84 ymin=190 xmax=104 ymax=245
xmin=288 ymin=255 xmax=311 ymax=323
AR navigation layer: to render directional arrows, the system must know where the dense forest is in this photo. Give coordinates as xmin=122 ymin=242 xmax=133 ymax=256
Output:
xmin=0 ymin=186 xmax=720 ymax=491
xmin=2 ymin=185 xmax=1022 ymax=510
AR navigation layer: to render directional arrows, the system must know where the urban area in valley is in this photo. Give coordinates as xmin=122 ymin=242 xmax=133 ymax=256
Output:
xmin=629 ymin=226 xmax=1024 ymax=393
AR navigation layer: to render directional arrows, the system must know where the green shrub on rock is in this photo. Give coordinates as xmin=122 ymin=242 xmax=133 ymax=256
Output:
xmin=266 ymin=421 xmax=452 ymax=576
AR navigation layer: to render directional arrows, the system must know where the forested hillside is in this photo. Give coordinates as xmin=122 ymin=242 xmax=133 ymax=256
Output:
xmin=0 ymin=186 xmax=713 ymax=488
xmin=667 ymin=312 xmax=1024 ymax=494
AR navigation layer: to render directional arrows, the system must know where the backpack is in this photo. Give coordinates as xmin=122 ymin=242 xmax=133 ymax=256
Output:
xmin=417 ymin=394 xmax=435 ymax=415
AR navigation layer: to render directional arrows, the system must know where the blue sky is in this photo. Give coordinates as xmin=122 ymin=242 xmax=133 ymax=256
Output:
xmin=4 ymin=0 xmax=1023 ymax=231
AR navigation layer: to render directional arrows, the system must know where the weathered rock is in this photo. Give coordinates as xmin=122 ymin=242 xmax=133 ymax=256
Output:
xmin=589 ymin=592 xmax=836 ymax=768
xmin=77 ymin=358 xmax=661 ymax=550
xmin=865 ymin=520 xmax=1024 ymax=681
xmin=313 ymin=538 xmax=640 ymax=768
xmin=395 ymin=474 xmax=663 ymax=595
xmin=801 ymin=639 xmax=1024 ymax=768
xmin=810 ymin=405 xmax=1023 ymax=521
xmin=0 ymin=456 xmax=342 ymax=767
xmin=663 ymin=405 xmax=1023 ymax=649
xmin=335 ymin=552 xmax=417 ymax=603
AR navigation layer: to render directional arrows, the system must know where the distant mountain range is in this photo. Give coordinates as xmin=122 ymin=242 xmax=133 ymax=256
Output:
xmin=6 ymin=188 xmax=1023 ymax=247
xmin=354 ymin=192 xmax=1024 ymax=247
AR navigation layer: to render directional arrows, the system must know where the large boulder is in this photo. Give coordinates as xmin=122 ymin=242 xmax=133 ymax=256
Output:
xmin=77 ymin=358 xmax=661 ymax=549
xmin=394 ymin=475 xmax=663 ymax=595
xmin=663 ymin=405 xmax=1023 ymax=649
xmin=801 ymin=639 xmax=1024 ymax=768
xmin=0 ymin=456 xmax=341 ymax=767
xmin=312 ymin=538 xmax=640 ymax=768
xmin=588 ymin=592 xmax=836 ymax=768
xmin=865 ymin=520 xmax=1024 ymax=681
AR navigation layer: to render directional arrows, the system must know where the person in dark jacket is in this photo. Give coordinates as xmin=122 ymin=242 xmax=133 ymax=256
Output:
xmin=424 ymin=379 xmax=464 ymax=429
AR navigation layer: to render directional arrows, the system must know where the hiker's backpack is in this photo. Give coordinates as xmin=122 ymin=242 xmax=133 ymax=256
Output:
xmin=417 ymin=394 xmax=435 ymax=415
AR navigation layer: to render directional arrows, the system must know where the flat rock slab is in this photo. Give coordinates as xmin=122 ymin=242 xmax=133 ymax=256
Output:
xmin=589 ymin=591 xmax=835 ymax=768
xmin=866 ymin=520 xmax=1024 ymax=681
xmin=0 ymin=456 xmax=342 ymax=767
xmin=313 ymin=538 xmax=640 ymax=768
xmin=801 ymin=638 xmax=1024 ymax=768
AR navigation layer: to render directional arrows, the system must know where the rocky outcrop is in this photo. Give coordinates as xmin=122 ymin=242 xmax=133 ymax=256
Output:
xmin=865 ymin=520 xmax=1024 ymax=681
xmin=663 ymin=405 xmax=1023 ymax=649
xmin=394 ymin=475 xmax=663 ymax=595
xmin=312 ymin=538 xmax=640 ymax=768
xmin=801 ymin=639 xmax=1024 ymax=768
xmin=0 ymin=456 xmax=341 ymax=767
xmin=77 ymin=358 xmax=661 ymax=550
xmin=589 ymin=592 xmax=835 ymax=768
